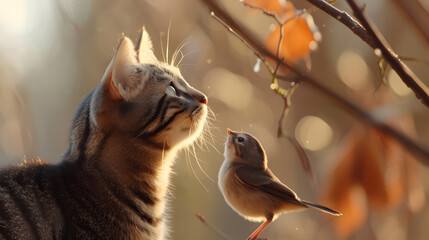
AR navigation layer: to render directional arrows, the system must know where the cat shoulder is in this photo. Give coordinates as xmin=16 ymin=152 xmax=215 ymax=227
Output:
xmin=19 ymin=157 xmax=50 ymax=167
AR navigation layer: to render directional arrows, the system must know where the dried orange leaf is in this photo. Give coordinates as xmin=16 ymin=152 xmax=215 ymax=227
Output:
xmin=244 ymin=0 xmax=287 ymax=15
xmin=266 ymin=18 xmax=315 ymax=64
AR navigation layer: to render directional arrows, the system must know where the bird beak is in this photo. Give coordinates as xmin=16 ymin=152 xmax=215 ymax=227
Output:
xmin=227 ymin=128 xmax=232 ymax=135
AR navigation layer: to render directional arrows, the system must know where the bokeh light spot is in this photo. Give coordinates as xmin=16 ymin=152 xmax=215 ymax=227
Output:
xmin=295 ymin=115 xmax=333 ymax=151
xmin=337 ymin=51 xmax=369 ymax=91
xmin=203 ymin=68 xmax=253 ymax=110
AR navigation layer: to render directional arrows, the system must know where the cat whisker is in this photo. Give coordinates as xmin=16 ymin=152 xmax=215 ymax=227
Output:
xmin=134 ymin=127 xmax=150 ymax=140
xmin=177 ymin=49 xmax=199 ymax=67
xmin=0 ymin=28 xmax=211 ymax=239
xmin=190 ymin=142 xmax=215 ymax=183
xmin=175 ymin=50 xmax=185 ymax=67
xmin=206 ymin=107 xmax=218 ymax=123
xmin=193 ymin=118 xmax=210 ymax=150
xmin=207 ymin=106 xmax=217 ymax=119
xmin=184 ymin=145 xmax=193 ymax=179
xmin=166 ymin=19 xmax=172 ymax=65
xmin=160 ymin=32 xmax=166 ymax=63
xmin=198 ymin=120 xmax=219 ymax=154
xmin=186 ymin=143 xmax=210 ymax=192
xmin=175 ymin=64 xmax=198 ymax=68
xmin=205 ymin=108 xmax=221 ymax=144
xmin=197 ymin=131 xmax=210 ymax=152
xmin=171 ymin=38 xmax=190 ymax=66
xmin=173 ymin=40 xmax=191 ymax=66
xmin=183 ymin=123 xmax=216 ymax=191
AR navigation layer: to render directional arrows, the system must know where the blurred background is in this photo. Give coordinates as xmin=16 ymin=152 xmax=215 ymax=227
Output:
xmin=1 ymin=0 xmax=429 ymax=239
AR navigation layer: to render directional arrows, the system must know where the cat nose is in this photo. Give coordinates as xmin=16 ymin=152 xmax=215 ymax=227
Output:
xmin=189 ymin=87 xmax=207 ymax=105
xmin=196 ymin=93 xmax=208 ymax=105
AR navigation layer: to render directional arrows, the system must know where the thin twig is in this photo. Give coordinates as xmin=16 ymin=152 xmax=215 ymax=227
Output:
xmin=277 ymin=83 xmax=317 ymax=187
xmin=305 ymin=0 xmax=377 ymax=48
xmin=210 ymin=12 xmax=273 ymax=74
xmin=275 ymin=74 xmax=303 ymax=82
xmin=346 ymin=0 xmax=429 ymax=107
xmin=247 ymin=1 xmax=317 ymax=186
xmin=286 ymin=134 xmax=317 ymax=187
xmin=196 ymin=213 xmax=234 ymax=240
xmin=276 ymin=23 xmax=284 ymax=59
xmin=201 ymin=0 xmax=429 ymax=164
xmin=243 ymin=2 xmax=282 ymax=23
xmin=307 ymin=0 xmax=429 ymax=108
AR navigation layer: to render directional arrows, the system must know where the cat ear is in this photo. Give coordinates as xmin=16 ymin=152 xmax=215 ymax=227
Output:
xmin=102 ymin=36 xmax=143 ymax=101
xmin=135 ymin=27 xmax=157 ymax=64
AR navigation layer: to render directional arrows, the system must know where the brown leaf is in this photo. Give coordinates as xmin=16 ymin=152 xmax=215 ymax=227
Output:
xmin=323 ymin=121 xmax=422 ymax=239
xmin=322 ymin=127 xmax=367 ymax=238
xmin=264 ymin=2 xmax=316 ymax=65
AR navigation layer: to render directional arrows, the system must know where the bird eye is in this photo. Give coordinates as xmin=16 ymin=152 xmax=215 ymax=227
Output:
xmin=166 ymin=85 xmax=177 ymax=96
xmin=237 ymin=137 xmax=245 ymax=143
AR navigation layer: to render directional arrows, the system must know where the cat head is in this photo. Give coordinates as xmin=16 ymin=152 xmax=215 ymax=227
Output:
xmin=89 ymin=27 xmax=207 ymax=151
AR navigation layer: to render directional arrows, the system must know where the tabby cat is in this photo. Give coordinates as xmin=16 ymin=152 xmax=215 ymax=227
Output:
xmin=0 ymin=28 xmax=208 ymax=240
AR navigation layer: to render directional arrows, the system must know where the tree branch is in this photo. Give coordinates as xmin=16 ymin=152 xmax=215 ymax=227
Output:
xmin=201 ymin=0 xmax=429 ymax=164
xmin=307 ymin=0 xmax=429 ymax=108
xmin=345 ymin=0 xmax=429 ymax=107
xmin=306 ymin=0 xmax=377 ymax=48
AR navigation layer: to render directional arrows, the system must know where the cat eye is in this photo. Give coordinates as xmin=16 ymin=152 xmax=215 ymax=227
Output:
xmin=166 ymin=85 xmax=177 ymax=96
xmin=237 ymin=137 xmax=245 ymax=143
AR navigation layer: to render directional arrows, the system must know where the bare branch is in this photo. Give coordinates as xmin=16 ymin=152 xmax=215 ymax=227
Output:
xmin=200 ymin=0 xmax=429 ymax=164
xmin=210 ymin=12 xmax=273 ymax=73
xmin=307 ymin=0 xmax=429 ymax=108
xmin=277 ymin=84 xmax=317 ymax=187
xmin=240 ymin=2 xmax=317 ymax=186
xmin=242 ymin=2 xmax=282 ymax=23
xmin=306 ymin=0 xmax=377 ymax=48
xmin=346 ymin=0 xmax=429 ymax=107
xmin=287 ymin=135 xmax=317 ymax=187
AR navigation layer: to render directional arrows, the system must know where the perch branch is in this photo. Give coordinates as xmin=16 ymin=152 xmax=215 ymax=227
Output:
xmin=201 ymin=0 xmax=429 ymax=164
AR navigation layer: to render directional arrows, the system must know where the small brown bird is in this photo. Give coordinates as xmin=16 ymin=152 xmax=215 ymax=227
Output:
xmin=218 ymin=129 xmax=341 ymax=240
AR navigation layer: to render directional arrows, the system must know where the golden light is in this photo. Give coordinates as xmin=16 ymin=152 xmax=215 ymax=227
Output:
xmin=203 ymin=68 xmax=254 ymax=110
xmin=295 ymin=115 xmax=333 ymax=151
xmin=387 ymin=69 xmax=412 ymax=97
xmin=337 ymin=51 xmax=370 ymax=91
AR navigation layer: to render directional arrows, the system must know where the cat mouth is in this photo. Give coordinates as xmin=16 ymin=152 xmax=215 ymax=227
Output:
xmin=187 ymin=104 xmax=207 ymax=133
xmin=191 ymin=105 xmax=206 ymax=120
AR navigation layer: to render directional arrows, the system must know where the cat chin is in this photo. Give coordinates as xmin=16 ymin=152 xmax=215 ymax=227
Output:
xmin=167 ymin=107 xmax=207 ymax=149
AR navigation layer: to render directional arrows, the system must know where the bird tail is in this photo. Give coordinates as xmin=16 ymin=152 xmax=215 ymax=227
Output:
xmin=301 ymin=200 xmax=342 ymax=216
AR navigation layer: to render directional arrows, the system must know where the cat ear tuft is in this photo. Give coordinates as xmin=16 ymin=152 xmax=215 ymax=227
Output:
xmin=105 ymin=36 xmax=143 ymax=101
xmin=136 ymin=27 xmax=157 ymax=64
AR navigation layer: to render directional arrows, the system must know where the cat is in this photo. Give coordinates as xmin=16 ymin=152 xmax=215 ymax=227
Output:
xmin=0 ymin=27 xmax=208 ymax=240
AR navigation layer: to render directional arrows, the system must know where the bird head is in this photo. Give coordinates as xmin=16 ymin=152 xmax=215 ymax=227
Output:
xmin=225 ymin=128 xmax=267 ymax=169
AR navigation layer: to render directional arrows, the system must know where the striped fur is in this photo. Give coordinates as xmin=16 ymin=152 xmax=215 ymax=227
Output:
xmin=0 ymin=28 xmax=207 ymax=240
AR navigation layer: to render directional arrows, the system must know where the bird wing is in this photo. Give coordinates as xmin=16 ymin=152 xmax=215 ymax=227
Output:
xmin=235 ymin=166 xmax=304 ymax=205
